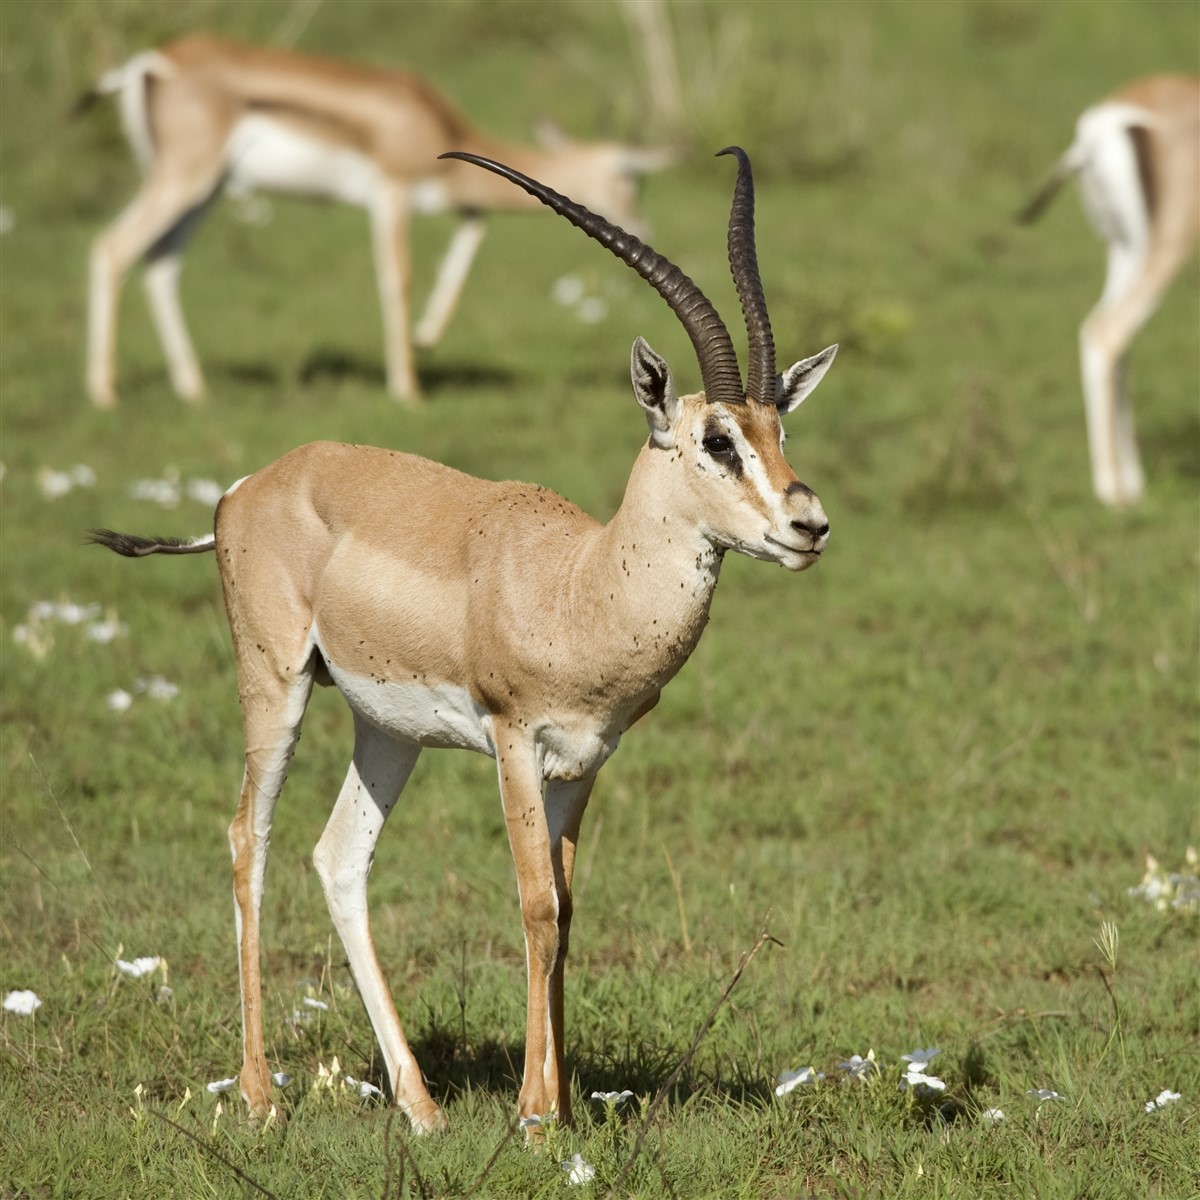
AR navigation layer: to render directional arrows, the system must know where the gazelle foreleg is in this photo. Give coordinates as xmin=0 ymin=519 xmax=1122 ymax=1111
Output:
xmin=412 ymin=214 xmax=488 ymax=348
xmin=88 ymin=168 xmax=220 ymax=408
xmin=312 ymin=718 xmax=446 ymax=1133
xmin=495 ymin=729 xmax=590 ymax=1129
xmin=543 ymin=775 xmax=593 ymax=1128
xmin=368 ymin=182 xmax=420 ymax=402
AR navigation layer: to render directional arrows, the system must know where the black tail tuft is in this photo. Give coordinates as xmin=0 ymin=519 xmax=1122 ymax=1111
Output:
xmin=70 ymin=87 xmax=105 ymax=120
xmin=87 ymin=529 xmax=215 ymax=557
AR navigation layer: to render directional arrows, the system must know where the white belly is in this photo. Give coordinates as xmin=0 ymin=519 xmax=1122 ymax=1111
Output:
xmin=327 ymin=660 xmax=496 ymax=754
xmin=323 ymin=658 xmax=624 ymax=780
xmin=226 ymin=114 xmax=383 ymax=207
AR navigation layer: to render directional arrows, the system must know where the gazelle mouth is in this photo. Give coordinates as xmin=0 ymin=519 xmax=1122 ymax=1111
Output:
xmin=764 ymin=534 xmax=822 ymax=557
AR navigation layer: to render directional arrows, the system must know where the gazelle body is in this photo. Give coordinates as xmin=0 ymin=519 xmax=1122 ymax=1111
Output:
xmin=1019 ymin=74 xmax=1199 ymax=506
xmin=91 ymin=149 xmax=837 ymax=1133
xmin=82 ymin=35 xmax=667 ymax=407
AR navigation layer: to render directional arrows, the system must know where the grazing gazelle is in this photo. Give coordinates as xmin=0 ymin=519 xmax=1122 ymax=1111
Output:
xmin=1018 ymin=74 xmax=1199 ymax=506
xmin=80 ymin=35 xmax=668 ymax=407
xmin=90 ymin=147 xmax=837 ymax=1133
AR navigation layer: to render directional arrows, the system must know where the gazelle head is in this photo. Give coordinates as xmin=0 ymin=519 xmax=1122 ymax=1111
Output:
xmin=441 ymin=145 xmax=835 ymax=571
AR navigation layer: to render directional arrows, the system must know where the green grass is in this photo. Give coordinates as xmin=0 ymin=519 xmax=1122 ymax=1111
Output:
xmin=2 ymin=1 xmax=1198 ymax=1196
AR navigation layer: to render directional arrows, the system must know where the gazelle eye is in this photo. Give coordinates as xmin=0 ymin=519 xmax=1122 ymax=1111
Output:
xmin=702 ymin=434 xmax=736 ymax=460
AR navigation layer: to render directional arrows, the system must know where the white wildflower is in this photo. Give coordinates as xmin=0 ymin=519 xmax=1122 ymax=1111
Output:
xmin=0 ymin=206 xmax=14 ymax=235
xmin=590 ymin=1089 xmax=634 ymax=1105
xmin=107 ymin=689 xmax=134 ymax=713
xmin=774 ymin=1066 xmax=824 ymax=1096
xmin=552 ymin=275 xmax=585 ymax=306
xmin=130 ymin=477 xmax=181 ymax=507
xmin=37 ymin=462 xmax=96 ymax=497
xmin=344 ymin=1075 xmax=383 ymax=1099
xmin=1026 ymin=1088 xmax=1064 ymax=1102
xmin=900 ymin=1068 xmax=946 ymax=1093
xmin=206 ymin=1076 xmax=239 ymax=1094
xmin=901 ymin=1048 xmax=942 ymax=1071
xmin=116 ymin=956 xmax=162 ymax=978
xmin=302 ymin=996 xmax=329 ymax=1011
xmin=86 ymin=618 xmax=127 ymax=644
xmin=838 ymin=1050 xmax=879 ymax=1080
xmin=562 ymin=1153 xmax=596 ymax=1185
xmin=981 ymin=1107 xmax=1005 ymax=1122
xmin=3 ymin=989 xmax=41 ymax=1015
xmin=1144 ymin=1089 xmax=1181 ymax=1113
xmin=136 ymin=675 xmax=179 ymax=702
xmin=186 ymin=478 xmax=225 ymax=507
xmin=576 ymin=296 xmax=608 ymax=325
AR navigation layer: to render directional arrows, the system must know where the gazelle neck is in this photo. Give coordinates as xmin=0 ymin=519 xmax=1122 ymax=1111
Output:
xmin=572 ymin=441 xmax=725 ymax=689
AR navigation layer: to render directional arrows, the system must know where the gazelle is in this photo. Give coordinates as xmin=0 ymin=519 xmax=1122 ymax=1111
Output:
xmin=80 ymin=35 xmax=668 ymax=407
xmin=90 ymin=147 xmax=837 ymax=1133
xmin=1018 ymin=73 xmax=1199 ymax=506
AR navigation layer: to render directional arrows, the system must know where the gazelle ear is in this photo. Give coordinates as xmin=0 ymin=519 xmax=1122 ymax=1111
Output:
xmin=776 ymin=344 xmax=838 ymax=414
xmin=630 ymin=336 xmax=679 ymax=447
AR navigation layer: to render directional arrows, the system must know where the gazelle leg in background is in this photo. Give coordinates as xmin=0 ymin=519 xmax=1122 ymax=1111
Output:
xmin=369 ymin=183 xmax=419 ymax=402
xmin=413 ymin=215 xmax=488 ymax=348
xmin=312 ymin=717 xmax=446 ymax=1132
xmin=142 ymin=201 xmax=213 ymax=402
xmin=88 ymin=168 xmax=220 ymax=407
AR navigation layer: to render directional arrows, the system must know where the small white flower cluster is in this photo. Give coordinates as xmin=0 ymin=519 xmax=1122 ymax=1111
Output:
xmin=551 ymin=274 xmax=609 ymax=326
xmin=206 ymin=1071 xmax=289 ymax=1095
xmin=562 ymin=1153 xmax=596 ymax=1185
xmin=773 ymin=1049 xmax=1173 ymax=1120
xmin=130 ymin=473 xmax=225 ymax=509
xmin=1144 ymin=1089 xmax=1181 ymax=1113
xmin=37 ymin=463 xmax=96 ymax=499
xmin=4 ymin=989 xmax=41 ymax=1015
xmin=13 ymin=601 xmax=127 ymax=659
xmin=898 ymin=1048 xmax=946 ymax=1094
xmin=106 ymin=676 xmax=180 ymax=713
xmin=116 ymin=956 xmax=163 ymax=979
xmin=1127 ymin=850 xmax=1200 ymax=914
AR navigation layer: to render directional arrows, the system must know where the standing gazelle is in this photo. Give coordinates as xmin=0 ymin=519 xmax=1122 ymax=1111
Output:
xmin=1019 ymin=74 xmax=1199 ymax=506
xmin=90 ymin=148 xmax=837 ymax=1133
xmin=81 ymin=35 xmax=668 ymax=407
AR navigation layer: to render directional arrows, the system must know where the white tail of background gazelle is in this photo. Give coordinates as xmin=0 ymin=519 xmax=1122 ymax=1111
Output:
xmin=79 ymin=35 xmax=670 ymax=407
xmin=1019 ymin=73 xmax=1199 ymax=507
xmin=90 ymin=147 xmax=838 ymax=1134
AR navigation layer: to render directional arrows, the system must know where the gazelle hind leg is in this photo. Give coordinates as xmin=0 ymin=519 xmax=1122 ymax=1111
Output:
xmin=230 ymin=669 xmax=315 ymax=1117
xmin=142 ymin=195 xmax=216 ymax=402
xmin=88 ymin=166 xmax=221 ymax=407
xmin=312 ymin=718 xmax=445 ymax=1132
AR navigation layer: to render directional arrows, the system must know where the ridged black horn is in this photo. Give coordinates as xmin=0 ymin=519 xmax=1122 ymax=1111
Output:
xmin=439 ymin=151 xmax=745 ymax=405
xmin=717 ymin=147 xmax=775 ymax=405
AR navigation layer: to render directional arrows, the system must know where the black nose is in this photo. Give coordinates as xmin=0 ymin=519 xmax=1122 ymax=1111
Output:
xmin=792 ymin=517 xmax=829 ymax=539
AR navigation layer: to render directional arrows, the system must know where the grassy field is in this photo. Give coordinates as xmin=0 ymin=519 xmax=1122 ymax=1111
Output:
xmin=2 ymin=1 xmax=1198 ymax=1196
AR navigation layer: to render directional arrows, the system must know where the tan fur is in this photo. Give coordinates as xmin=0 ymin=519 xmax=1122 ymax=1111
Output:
xmin=1023 ymin=74 xmax=1199 ymax=505
xmin=85 ymin=36 xmax=668 ymax=406
xmin=214 ymin=371 xmax=831 ymax=1131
